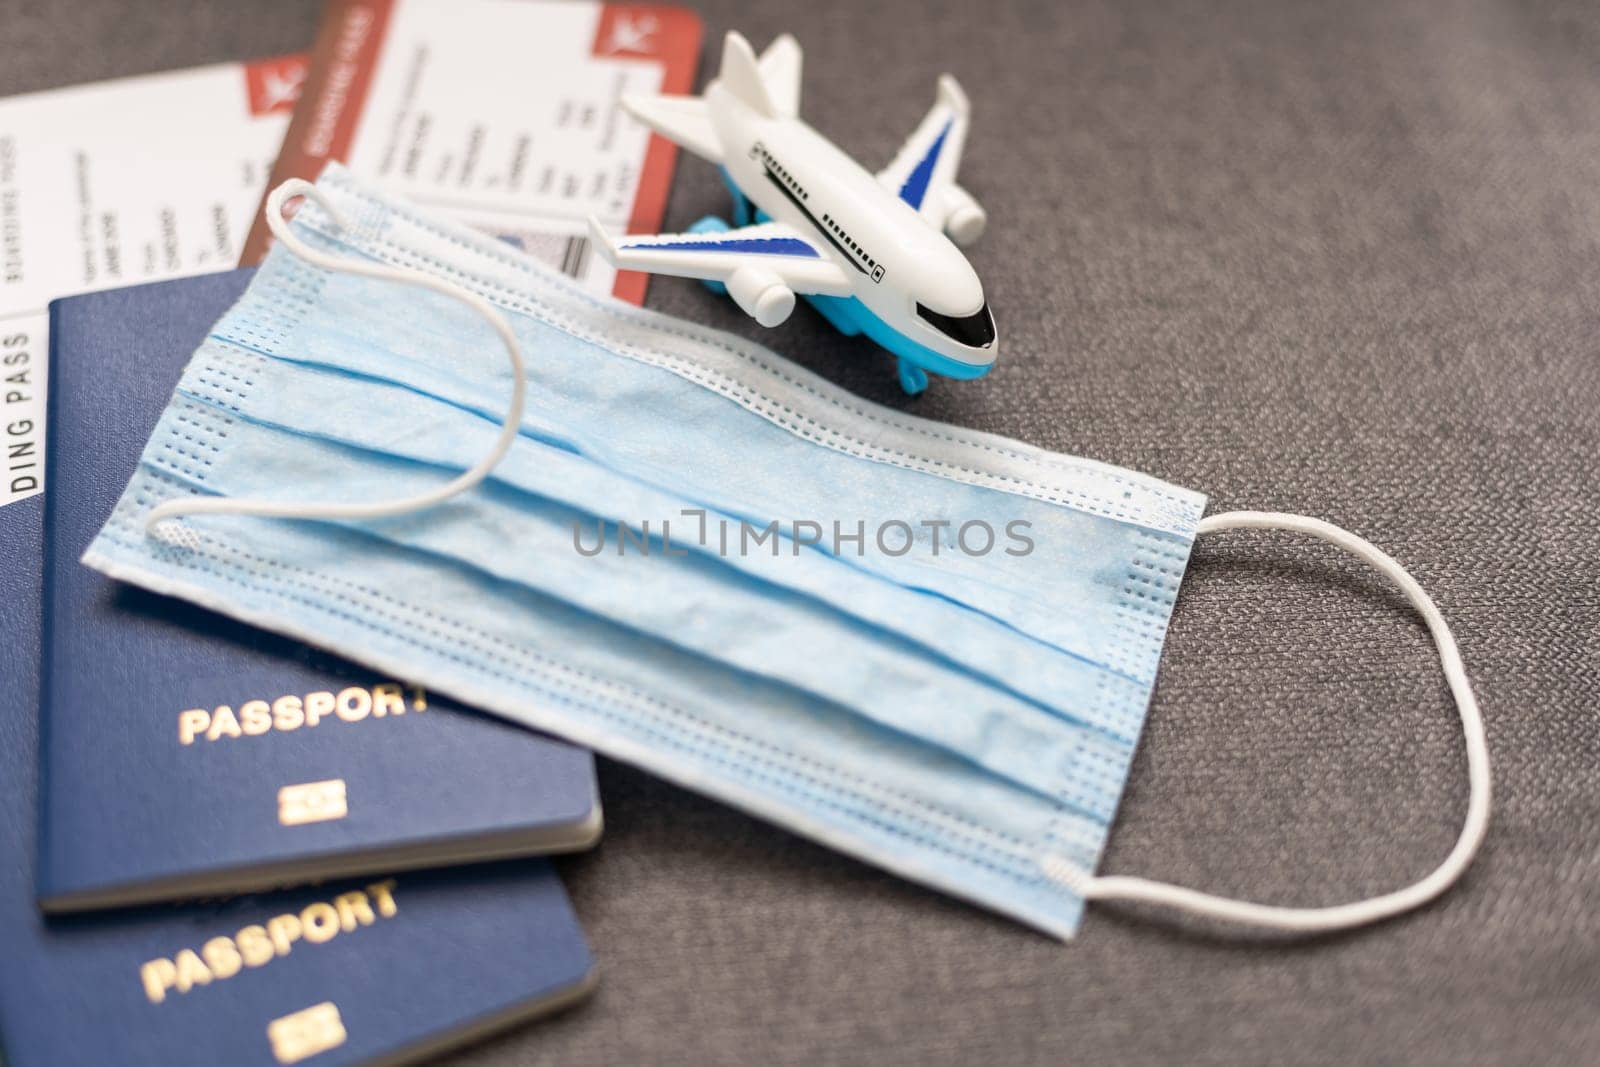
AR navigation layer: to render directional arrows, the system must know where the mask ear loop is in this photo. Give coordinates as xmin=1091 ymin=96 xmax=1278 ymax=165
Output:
xmin=143 ymin=178 xmax=527 ymax=540
xmin=1046 ymin=510 xmax=1491 ymax=932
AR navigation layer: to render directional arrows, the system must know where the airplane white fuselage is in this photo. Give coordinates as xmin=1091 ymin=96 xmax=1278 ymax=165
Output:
xmin=705 ymin=83 xmax=996 ymax=375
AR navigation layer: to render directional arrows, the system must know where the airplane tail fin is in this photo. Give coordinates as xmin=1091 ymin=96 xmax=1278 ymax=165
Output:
xmin=755 ymin=34 xmax=802 ymax=118
xmin=620 ymin=33 xmax=804 ymax=164
xmin=716 ymin=32 xmax=778 ymax=117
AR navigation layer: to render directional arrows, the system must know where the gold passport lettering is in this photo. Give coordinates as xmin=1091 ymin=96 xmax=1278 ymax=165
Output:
xmin=139 ymin=880 xmax=399 ymax=1004
xmin=268 ymin=1001 xmax=347 ymax=1065
xmin=278 ymin=779 xmax=349 ymax=826
xmin=177 ymin=682 xmax=427 ymax=745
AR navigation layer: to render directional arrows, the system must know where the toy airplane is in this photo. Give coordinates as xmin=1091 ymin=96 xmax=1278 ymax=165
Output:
xmin=590 ymin=31 xmax=995 ymax=395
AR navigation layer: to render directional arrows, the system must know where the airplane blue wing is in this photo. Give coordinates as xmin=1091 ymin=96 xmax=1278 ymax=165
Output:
xmin=877 ymin=75 xmax=987 ymax=245
xmin=589 ymin=219 xmax=853 ymax=296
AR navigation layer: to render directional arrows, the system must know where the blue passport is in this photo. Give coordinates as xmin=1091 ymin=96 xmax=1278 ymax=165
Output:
xmin=38 ymin=270 xmax=600 ymax=912
xmin=3 ymin=494 xmax=595 ymax=1065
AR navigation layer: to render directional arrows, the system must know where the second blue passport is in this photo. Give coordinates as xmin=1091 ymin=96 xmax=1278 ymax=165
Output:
xmin=38 ymin=270 xmax=601 ymax=912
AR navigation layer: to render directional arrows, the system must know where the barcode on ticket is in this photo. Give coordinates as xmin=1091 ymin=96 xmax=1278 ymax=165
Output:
xmin=495 ymin=230 xmax=593 ymax=282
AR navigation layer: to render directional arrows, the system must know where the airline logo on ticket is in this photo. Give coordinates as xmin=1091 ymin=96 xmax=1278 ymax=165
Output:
xmin=241 ymin=0 xmax=703 ymax=305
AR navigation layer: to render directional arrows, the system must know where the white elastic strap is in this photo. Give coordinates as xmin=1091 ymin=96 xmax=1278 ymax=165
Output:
xmin=144 ymin=178 xmax=527 ymax=537
xmin=1057 ymin=510 xmax=1491 ymax=932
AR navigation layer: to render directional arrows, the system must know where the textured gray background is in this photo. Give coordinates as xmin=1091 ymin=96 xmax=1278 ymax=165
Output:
xmin=5 ymin=0 xmax=1598 ymax=1063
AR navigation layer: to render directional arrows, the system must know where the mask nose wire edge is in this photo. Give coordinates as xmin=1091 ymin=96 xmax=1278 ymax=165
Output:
xmin=1042 ymin=509 xmax=1491 ymax=933
xmin=142 ymin=177 xmax=529 ymax=540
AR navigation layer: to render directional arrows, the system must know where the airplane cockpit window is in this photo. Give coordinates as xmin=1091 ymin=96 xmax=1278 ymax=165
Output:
xmin=915 ymin=302 xmax=996 ymax=348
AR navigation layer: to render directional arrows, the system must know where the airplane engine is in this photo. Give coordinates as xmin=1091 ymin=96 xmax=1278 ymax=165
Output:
xmin=726 ymin=266 xmax=796 ymax=327
xmin=941 ymin=184 xmax=987 ymax=247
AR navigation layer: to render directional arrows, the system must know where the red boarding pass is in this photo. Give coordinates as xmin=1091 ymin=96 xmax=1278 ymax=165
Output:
xmin=240 ymin=0 xmax=703 ymax=305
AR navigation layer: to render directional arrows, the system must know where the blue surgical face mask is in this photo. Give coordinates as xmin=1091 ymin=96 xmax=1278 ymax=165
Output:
xmin=87 ymin=167 xmax=1489 ymax=939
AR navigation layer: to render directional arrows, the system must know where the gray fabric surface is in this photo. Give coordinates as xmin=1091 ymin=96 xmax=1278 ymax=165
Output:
xmin=4 ymin=0 xmax=1597 ymax=1062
